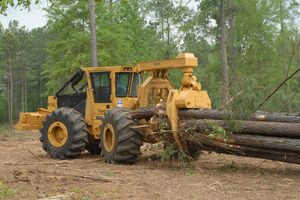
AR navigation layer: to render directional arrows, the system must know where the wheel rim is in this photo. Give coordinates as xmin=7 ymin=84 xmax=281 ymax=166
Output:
xmin=48 ymin=122 xmax=68 ymax=147
xmin=103 ymin=123 xmax=115 ymax=152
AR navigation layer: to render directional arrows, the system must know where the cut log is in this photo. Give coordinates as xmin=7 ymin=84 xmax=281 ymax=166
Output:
xmin=179 ymin=109 xmax=230 ymax=120
xmin=183 ymin=119 xmax=300 ymax=138
xmin=131 ymin=107 xmax=155 ymax=120
xmin=184 ymin=132 xmax=300 ymax=164
xmin=132 ymin=107 xmax=300 ymax=164
xmin=200 ymin=145 xmax=300 ymax=164
xmin=179 ymin=109 xmax=300 ymax=123
xmin=132 ymin=107 xmax=300 ymax=123
xmin=227 ymin=134 xmax=300 ymax=152
xmin=253 ymin=110 xmax=300 ymax=123
xmin=183 ymin=130 xmax=300 ymax=152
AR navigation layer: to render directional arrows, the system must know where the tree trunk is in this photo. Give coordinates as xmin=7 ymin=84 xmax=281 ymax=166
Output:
xmin=221 ymin=0 xmax=229 ymax=104
xmin=89 ymin=0 xmax=98 ymax=67
xmin=132 ymin=107 xmax=300 ymax=124
xmin=199 ymin=145 xmax=300 ymax=164
xmin=228 ymin=0 xmax=236 ymax=88
xmin=8 ymin=52 xmax=13 ymax=128
xmin=226 ymin=134 xmax=300 ymax=152
xmin=166 ymin=17 xmax=170 ymax=59
xmin=39 ymin=65 xmax=43 ymax=107
xmin=21 ymin=78 xmax=24 ymax=112
xmin=179 ymin=109 xmax=300 ymax=123
xmin=25 ymin=69 xmax=27 ymax=112
xmin=14 ymin=74 xmax=19 ymax=122
xmin=184 ymin=119 xmax=300 ymax=138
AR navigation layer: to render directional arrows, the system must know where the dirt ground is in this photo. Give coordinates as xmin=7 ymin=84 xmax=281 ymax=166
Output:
xmin=1 ymin=130 xmax=300 ymax=200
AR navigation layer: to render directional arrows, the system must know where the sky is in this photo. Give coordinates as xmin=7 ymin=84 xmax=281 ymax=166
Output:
xmin=0 ymin=2 xmax=48 ymax=30
xmin=0 ymin=1 xmax=199 ymax=30
xmin=0 ymin=0 xmax=299 ymax=31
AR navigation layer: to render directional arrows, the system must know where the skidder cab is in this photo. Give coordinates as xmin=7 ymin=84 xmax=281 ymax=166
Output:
xmin=15 ymin=53 xmax=211 ymax=164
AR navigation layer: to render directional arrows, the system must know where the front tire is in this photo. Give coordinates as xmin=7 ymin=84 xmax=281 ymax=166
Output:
xmin=100 ymin=108 xmax=143 ymax=164
xmin=40 ymin=107 xmax=88 ymax=159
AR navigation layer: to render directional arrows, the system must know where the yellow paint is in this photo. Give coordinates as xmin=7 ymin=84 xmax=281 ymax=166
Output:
xmin=166 ymin=89 xmax=182 ymax=149
xmin=14 ymin=108 xmax=50 ymax=130
xmin=47 ymin=121 xmax=68 ymax=147
xmin=103 ymin=123 xmax=115 ymax=152
xmin=14 ymin=53 xmax=212 ymax=153
xmin=47 ymin=96 xmax=57 ymax=111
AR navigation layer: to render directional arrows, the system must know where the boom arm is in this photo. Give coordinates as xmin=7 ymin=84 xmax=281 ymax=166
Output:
xmin=54 ymin=69 xmax=84 ymax=98
xmin=137 ymin=53 xmax=211 ymax=150
xmin=137 ymin=53 xmax=198 ymax=72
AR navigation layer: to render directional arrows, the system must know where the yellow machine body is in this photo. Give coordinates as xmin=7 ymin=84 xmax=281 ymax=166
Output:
xmin=14 ymin=53 xmax=211 ymax=147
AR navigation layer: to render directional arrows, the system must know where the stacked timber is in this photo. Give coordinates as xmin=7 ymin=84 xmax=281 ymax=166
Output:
xmin=131 ymin=108 xmax=300 ymax=164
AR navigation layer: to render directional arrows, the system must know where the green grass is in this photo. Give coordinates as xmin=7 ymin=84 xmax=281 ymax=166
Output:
xmin=0 ymin=123 xmax=10 ymax=135
xmin=103 ymin=169 xmax=113 ymax=176
xmin=0 ymin=123 xmax=13 ymax=141
xmin=0 ymin=124 xmax=17 ymax=140
xmin=0 ymin=181 xmax=17 ymax=200
xmin=81 ymin=197 xmax=92 ymax=200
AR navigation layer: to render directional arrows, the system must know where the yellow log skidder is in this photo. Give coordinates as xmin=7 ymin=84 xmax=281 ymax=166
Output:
xmin=15 ymin=53 xmax=211 ymax=164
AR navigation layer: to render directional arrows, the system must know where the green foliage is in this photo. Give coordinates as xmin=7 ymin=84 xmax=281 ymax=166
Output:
xmin=0 ymin=20 xmax=48 ymax=124
xmin=158 ymin=138 xmax=191 ymax=168
xmin=205 ymin=120 xmax=232 ymax=142
xmin=81 ymin=197 xmax=92 ymax=200
xmin=0 ymin=180 xmax=17 ymax=200
xmin=0 ymin=123 xmax=10 ymax=134
xmin=0 ymin=94 xmax=8 ymax=122
xmin=193 ymin=0 xmax=300 ymax=113
xmin=43 ymin=0 xmax=164 ymax=95
xmin=1 ymin=0 xmax=300 ymax=123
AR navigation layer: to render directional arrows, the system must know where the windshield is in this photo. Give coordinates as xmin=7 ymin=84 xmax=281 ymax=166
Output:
xmin=115 ymin=73 xmax=139 ymax=97
xmin=116 ymin=73 xmax=130 ymax=97
xmin=130 ymin=73 xmax=139 ymax=97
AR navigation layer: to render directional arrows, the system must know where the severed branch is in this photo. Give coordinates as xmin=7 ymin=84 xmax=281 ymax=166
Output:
xmin=219 ymin=90 xmax=245 ymax=109
xmin=258 ymin=66 xmax=300 ymax=109
xmin=279 ymin=92 xmax=297 ymax=112
xmin=27 ymin=149 xmax=42 ymax=161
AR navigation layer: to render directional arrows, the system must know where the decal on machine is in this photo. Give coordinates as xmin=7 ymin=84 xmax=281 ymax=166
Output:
xmin=117 ymin=99 xmax=123 ymax=107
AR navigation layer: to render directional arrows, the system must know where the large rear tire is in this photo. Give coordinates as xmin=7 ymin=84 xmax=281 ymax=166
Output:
xmin=39 ymin=107 xmax=88 ymax=159
xmin=100 ymin=108 xmax=143 ymax=164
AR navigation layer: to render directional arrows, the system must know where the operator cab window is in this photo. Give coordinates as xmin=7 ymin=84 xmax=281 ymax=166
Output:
xmin=116 ymin=73 xmax=130 ymax=97
xmin=130 ymin=73 xmax=139 ymax=97
xmin=115 ymin=73 xmax=140 ymax=97
xmin=90 ymin=72 xmax=111 ymax=103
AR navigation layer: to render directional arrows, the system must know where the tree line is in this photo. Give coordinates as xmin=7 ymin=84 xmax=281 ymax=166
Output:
xmin=0 ymin=0 xmax=300 ymax=128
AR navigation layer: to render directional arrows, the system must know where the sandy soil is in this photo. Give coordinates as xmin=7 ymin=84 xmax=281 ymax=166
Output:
xmin=1 ymin=130 xmax=300 ymax=200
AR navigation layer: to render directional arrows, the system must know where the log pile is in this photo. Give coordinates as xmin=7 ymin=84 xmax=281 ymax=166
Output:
xmin=132 ymin=108 xmax=300 ymax=164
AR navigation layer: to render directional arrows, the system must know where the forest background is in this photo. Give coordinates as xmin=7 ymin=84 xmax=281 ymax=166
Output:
xmin=0 ymin=0 xmax=300 ymax=128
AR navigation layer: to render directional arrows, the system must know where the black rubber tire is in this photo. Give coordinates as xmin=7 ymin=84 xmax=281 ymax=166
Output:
xmin=100 ymin=107 xmax=143 ymax=164
xmin=85 ymin=139 xmax=101 ymax=155
xmin=39 ymin=107 xmax=88 ymax=159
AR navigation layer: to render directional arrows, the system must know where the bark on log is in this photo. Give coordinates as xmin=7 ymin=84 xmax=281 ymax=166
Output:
xmin=253 ymin=110 xmax=300 ymax=123
xmin=132 ymin=107 xmax=300 ymax=164
xmin=200 ymin=145 xmax=300 ymax=164
xmin=179 ymin=109 xmax=230 ymax=120
xmin=184 ymin=119 xmax=300 ymax=138
xmin=131 ymin=107 xmax=155 ymax=120
xmin=227 ymin=134 xmax=300 ymax=152
xmin=184 ymin=133 xmax=300 ymax=164
xmin=132 ymin=107 xmax=300 ymax=124
xmin=179 ymin=109 xmax=300 ymax=123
